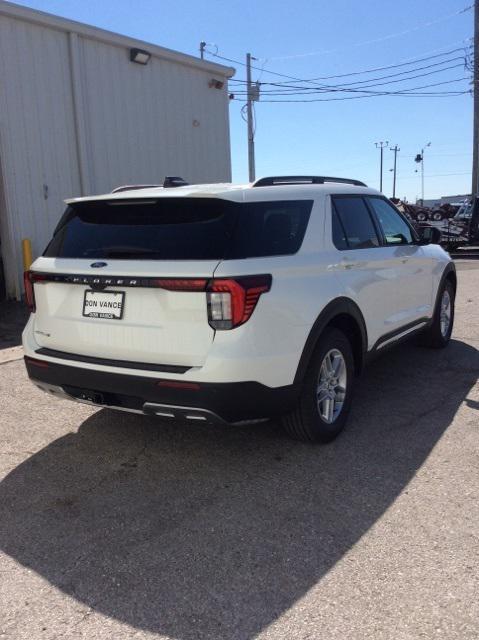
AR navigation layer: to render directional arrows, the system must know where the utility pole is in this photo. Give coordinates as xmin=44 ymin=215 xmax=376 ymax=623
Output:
xmin=390 ymin=144 xmax=400 ymax=198
xmin=415 ymin=142 xmax=431 ymax=204
xmin=375 ymin=141 xmax=389 ymax=191
xmin=246 ymin=53 xmax=256 ymax=182
xmin=472 ymin=0 xmax=479 ymax=197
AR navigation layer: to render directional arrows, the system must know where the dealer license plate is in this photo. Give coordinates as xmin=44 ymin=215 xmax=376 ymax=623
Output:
xmin=82 ymin=290 xmax=125 ymax=320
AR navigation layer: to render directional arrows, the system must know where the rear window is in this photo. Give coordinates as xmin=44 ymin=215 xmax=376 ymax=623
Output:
xmin=332 ymin=196 xmax=380 ymax=250
xmin=44 ymin=198 xmax=313 ymax=260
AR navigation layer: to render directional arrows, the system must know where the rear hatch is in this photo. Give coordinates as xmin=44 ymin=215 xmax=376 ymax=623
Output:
xmin=29 ymin=195 xmax=313 ymax=368
xmin=31 ymin=197 xmax=235 ymax=367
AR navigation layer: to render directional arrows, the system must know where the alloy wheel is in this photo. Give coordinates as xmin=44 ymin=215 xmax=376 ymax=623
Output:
xmin=440 ymin=289 xmax=452 ymax=337
xmin=316 ymin=349 xmax=347 ymax=424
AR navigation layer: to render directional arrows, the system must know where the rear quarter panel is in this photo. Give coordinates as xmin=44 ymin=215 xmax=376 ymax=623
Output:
xmin=209 ymin=194 xmax=345 ymax=387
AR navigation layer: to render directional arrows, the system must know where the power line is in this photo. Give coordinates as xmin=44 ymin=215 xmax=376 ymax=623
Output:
xmin=222 ymin=45 xmax=473 ymax=93
xmin=227 ymin=46 xmax=472 ymax=84
xmin=209 ymin=17 xmax=473 ymax=180
xmin=232 ymin=77 xmax=471 ymax=99
xmin=232 ymin=61 xmax=468 ymax=95
xmin=211 ymin=52 xmax=310 ymax=83
xmin=308 ymin=58 xmax=467 ymax=89
xmin=243 ymin=78 xmax=470 ymax=102
xmin=280 ymin=46 xmax=473 ymax=81
xmin=255 ymin=92 xmax=469 ymax=103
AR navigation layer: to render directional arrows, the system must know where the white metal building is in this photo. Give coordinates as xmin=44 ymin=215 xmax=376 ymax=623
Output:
xmin=422 ymin=194 xmax=471 ymax=208
xmin=0 ymin=1 xmax=234 ymax=299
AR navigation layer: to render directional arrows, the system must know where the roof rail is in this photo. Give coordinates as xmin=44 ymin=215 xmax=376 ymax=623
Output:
xmin=252 ymin=175 xmax=367 ymax=188
xmin=111 ymin=184 xmax=161 ymax=193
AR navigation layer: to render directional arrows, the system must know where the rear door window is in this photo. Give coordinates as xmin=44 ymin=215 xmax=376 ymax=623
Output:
xmin=229 ymin=201 xmax=313 ymax=258
xmin=332 ymin=196 xmax=380 ymax=249
xmin=44 ymin=198 xmax=313 ymax=260
xmin=331 ymin=208 xmax=348 ymax=250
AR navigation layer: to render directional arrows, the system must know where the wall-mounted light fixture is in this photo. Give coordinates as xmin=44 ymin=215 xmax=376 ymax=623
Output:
xmin=130 ymin=48 xmax=151 ymax=65
xmin=208 ymin=79 xmax=224 ymax=90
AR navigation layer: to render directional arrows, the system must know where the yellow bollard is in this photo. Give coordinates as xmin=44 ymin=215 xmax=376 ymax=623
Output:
xmin=22 ymin=238 xmax=33 ymax=271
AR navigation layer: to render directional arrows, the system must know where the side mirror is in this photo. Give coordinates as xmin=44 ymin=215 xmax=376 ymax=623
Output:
xmin=419 ymin=225 xmax=441 ymax=245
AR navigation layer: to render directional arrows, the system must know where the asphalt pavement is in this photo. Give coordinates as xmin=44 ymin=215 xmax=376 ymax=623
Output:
xmin=0 ymin=263 xmax=478 ymax=640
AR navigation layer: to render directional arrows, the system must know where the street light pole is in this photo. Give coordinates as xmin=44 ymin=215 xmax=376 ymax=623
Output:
xmin=390 ymin=144 xmax=400 ymax=198
xmin=421 ymin=150 xmax=425 ymax=204
xmin=375 ymin=141 xmax=389 ymax=192
xmin=415 ymin=142 xmax=431 ymax=205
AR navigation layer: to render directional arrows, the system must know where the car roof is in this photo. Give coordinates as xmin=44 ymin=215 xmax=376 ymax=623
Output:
xmin=65 ymin=180 xmax=381 ymax=205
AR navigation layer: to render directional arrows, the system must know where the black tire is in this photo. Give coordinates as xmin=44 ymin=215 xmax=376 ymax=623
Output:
xmin=419 ymin=280 xmax=455 ymax=348
xmin=281 ymin=328 xmax=355 ymax=443
xmin=447 ymin=243 xmax=460 ymax=252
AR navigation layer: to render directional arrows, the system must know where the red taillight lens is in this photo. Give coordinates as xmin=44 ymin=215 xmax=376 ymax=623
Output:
xmin=23 ymin=271 xmax=47 ymax=312
xmin=206 ymin=275 xmax=272 ymax=330
xmin=151 ymin=279 xmax=207 ymax=291
xmin=24 ymin=271 xmax=36 ymax=312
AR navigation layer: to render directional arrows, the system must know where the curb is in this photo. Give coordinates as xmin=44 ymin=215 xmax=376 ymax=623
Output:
xmin=0 ymin=346 xmax=24 ymax=364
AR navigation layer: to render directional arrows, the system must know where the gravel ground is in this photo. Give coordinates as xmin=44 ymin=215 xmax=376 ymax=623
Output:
xmin=0 ymin=301 xmax=28 ymax=349
xmin=0 ymin=263 xmax=478 ymax=640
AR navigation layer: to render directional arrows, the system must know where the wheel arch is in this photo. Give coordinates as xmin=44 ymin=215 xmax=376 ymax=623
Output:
xmin=436 ymin=261 xmax=457 ymax=302
xmin=444 ymin=263 xmax=457 ymax=295
xmin=294 ymin=298 xmax=368 ymax=384
xmin=430 ymin=262 xmax=456 ymax=324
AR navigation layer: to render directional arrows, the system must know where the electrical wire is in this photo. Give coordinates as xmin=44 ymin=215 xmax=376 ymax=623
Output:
xmin=228 ymin=51 xmax=472 ymax=92
xmin=254 ymin=92 xmax=469 ymax=102
xmin=231 ymin=61 xmax=467 ymax=96
xmin=215 ymin=45 xmax=473 ymax=91
xmin=290 ymin=57 xmax=467 ymax=89
xmin=279 ymin=46 xmax=473 ymax=81
xmin=235 ymin=78 xmax=471 ymax=102
xmin=226 ymin=43 xmax=473 ymax=85
xmin=212 ymin=27 xmax=472 ymax=108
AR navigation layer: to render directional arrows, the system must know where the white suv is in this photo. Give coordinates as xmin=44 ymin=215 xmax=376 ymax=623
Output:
xmin=22 ymin=175 xmax=456 ymax=442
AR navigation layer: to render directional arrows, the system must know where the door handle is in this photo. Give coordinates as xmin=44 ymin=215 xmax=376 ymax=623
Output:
xmin=341 ymin=258 xmax=361 ymax=269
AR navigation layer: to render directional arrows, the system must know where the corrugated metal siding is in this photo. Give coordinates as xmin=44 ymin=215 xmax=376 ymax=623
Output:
xmin=0 ymin=11 xmax=232 ymax=298
xmin=78 ymin=36 xmax=231 ymax=193
xmin=0 ymin=15 xmax=81 ymax=297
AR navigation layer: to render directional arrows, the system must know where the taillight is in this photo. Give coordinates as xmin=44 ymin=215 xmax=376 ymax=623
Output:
xmin=23 ymin=271 xmax=46 ymax=312
xmin=206 ymin=275 xmax=272 ymax=330
xmin=24 ymin=271 xmax=35 ymax=312
xmin=151 ymin=279 xmax=207 ymax=291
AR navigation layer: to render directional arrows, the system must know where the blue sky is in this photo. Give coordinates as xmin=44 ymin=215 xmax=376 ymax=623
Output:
xmin=13 ymin=0 xmax=473 ymax=201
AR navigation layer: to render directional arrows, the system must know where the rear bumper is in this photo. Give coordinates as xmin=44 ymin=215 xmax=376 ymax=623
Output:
xmin=24 ymin=356 xmax=298 ymax=424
